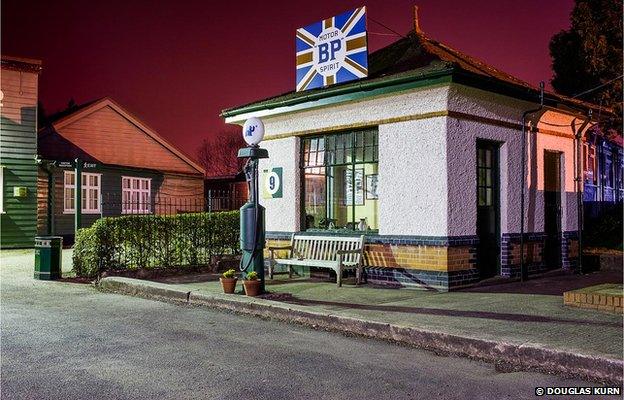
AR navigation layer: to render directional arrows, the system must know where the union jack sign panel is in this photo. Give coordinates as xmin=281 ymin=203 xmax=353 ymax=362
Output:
xmin=296 ymin=7 xmax=368 ymax=92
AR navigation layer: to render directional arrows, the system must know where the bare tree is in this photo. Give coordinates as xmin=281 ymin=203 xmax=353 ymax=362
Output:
xmin=197 ymin=130 xmax=246 ymax=177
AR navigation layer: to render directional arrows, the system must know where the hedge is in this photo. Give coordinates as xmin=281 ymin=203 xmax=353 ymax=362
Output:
xmin=73 ymin=211 xmax=240 ymax=278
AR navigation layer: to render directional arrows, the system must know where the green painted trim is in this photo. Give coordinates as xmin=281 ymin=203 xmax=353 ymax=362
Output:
xmin=222 ymin=67 xmax=455 ymax=119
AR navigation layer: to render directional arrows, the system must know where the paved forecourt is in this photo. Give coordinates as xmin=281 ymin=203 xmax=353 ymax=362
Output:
xmin=0 ymin=249 xmax=606 ymax=400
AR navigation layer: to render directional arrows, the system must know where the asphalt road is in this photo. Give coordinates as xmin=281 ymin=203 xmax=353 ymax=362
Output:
xmin=0 ymin=250 xmax=607 ymax=400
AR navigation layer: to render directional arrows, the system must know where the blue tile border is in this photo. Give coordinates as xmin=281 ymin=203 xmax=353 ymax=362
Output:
xmin=267 ymin=230 xmax=580 ymax=288
xmin=266 ymin=231 xmax=479 ymax=246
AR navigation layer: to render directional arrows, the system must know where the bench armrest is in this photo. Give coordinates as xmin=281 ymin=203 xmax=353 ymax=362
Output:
xmin=336 ymin=248 xmax=362 ymax=255
xmin=268 ymin=245 xmax=293 ymax=251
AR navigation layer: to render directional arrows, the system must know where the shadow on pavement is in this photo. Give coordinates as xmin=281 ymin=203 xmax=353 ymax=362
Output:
xmin=274 ymin=295 xmax=622 ymax=327
xmin=462 ymin=270 xmax=622 ymax=295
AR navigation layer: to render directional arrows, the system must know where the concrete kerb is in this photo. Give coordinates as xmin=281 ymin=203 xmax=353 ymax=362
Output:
xmin=97 ymin=277 xmax=623 ymax=384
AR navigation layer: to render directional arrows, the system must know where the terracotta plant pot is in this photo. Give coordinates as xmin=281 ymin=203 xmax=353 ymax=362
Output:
xmin=220 ymin=277 xmax=237 ymax=294
xmin=243 ymin=279 xmax=261 ymax=297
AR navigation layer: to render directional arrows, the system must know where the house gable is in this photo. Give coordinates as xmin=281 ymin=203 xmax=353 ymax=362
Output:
xmin=44 ymin=98 xmax=204 ymax=175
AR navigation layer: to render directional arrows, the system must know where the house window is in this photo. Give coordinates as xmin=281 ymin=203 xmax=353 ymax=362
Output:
xmin=63 ymin=171 xmax=101 ymax=213
xmin=122 ymin=177 xmax=151 ymax=214
xmin=0 ymin=167 xmax=4 ymax=213
xmin=301 ymin=129 xmax=379 ymax=232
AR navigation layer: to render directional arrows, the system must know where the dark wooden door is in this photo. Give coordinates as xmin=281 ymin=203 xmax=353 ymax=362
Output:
xmin=476 ymin=141 xmax=500 ymax=279
xmin=543 ymin=151 xmax=562 ymax=269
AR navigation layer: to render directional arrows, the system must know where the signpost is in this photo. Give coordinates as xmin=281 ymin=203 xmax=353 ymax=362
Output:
xmin=73 ymin=160 xmax=98 ymax=236
xmin=296 ymin=6 xmax=368 ymax=91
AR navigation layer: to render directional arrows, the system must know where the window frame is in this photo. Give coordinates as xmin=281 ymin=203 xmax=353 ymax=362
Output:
xmin=583 ymin=142 xmax=597 ymax=185
xmin=300 ymin=128 xmax=379 ymax=232
xmin=63 ymin=171 xmax=102 ymax=214
xmin=0 ymin=166 xmax=4 ymax=214
xmin=121 ymin=176 xmax=152 ymax=214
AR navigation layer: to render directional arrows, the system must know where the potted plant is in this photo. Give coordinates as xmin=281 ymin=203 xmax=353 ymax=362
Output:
xmin=220 ymin=268 xmax=238 ymax=294
xmin=243 ymin=271 xmax=261 ymax=297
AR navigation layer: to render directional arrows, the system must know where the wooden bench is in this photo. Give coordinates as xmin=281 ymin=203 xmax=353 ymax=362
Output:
xmin=268 ymin=234 xmax=365 ymax=287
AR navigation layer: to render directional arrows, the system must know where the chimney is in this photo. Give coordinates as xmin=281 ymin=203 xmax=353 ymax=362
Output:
xmin=413 ymin=5 xmax=422 ymax=35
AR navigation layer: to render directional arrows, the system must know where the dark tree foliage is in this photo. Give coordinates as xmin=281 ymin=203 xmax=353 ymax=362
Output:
xmin=37 ymin=100 xmax=48 ymax=129
xmin=197 ymin=130 xmax=246 ymax=177
xmin=549 ymin=0 xmax=623 ymax=133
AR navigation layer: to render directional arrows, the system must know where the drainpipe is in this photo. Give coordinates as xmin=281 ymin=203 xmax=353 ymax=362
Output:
xmin=575 ymin=111 xmax=591 ymax=274
xmin=520 ymin=81 xmax=544 ymax=282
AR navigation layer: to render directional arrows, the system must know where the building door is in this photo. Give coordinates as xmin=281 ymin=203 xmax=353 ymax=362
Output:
xmin=543 ymin=151 xmax=562 ymax=269
xmin=476 ymin=141 xmax=500 ymax=278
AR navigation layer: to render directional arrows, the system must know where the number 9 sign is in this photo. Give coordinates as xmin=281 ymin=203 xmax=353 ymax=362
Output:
xmin=263 ymin=167 xmax=283 ymax=199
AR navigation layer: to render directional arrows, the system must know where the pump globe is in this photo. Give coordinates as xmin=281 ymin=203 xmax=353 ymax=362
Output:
xmin=242 ymin=117 xmax=265 ymax=146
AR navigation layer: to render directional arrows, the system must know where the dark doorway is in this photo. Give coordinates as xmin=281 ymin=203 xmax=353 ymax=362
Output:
xmin=476 ymin=140 xmax=500 ymax=279
xmin=543 ymin=151 xmax=562 ymax=269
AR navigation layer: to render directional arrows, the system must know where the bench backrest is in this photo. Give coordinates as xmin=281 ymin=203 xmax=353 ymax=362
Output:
xmin=290 ymin=234 xmax=365 ymax=264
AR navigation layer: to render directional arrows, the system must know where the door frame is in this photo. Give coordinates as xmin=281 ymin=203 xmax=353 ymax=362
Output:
xmin=543 ymin=150 xmax=563 ymax=269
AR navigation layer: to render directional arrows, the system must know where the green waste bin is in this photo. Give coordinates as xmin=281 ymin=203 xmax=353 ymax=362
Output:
xmin=34 ymin=236 xmax=63 ymax=280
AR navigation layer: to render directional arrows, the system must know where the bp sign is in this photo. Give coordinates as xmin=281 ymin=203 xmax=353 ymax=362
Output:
xmin=296 ymin=7 xmax=368 ymax=92
xmin=262 ymin=167 xmax=283 ymax=199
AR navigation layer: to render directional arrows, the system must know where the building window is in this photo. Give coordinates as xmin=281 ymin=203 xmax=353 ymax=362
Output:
xmin=63 ymin=171 xmax=101 ymax=213
xmin=583 ymin=143 xmax=597 ymax=185
xmin=477 ymin=147 xmax=495 ymax=206
xmin=122 ymin=176 xmax=151 ymax=214
xmin=301 ymin=129 xmax=379 ymax=232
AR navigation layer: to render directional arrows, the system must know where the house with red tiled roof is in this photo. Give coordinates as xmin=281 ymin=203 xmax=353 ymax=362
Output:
xmin=37 ymin=97 xmax=205 ymax=240
xmin=221 ymin=10 xmax=620 ymax=290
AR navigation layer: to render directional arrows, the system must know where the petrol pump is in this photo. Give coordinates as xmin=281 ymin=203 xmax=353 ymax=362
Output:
xmin=238 ymin=117 xmax=268 ymax=293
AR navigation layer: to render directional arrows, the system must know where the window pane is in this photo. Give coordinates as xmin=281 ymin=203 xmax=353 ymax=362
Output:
xmin=304 ymin=167 xmax=326 ymax=229
xmin=478 ymin=169 xmax=485 ymax=186
xmin=355 ymin=163 xmax=378 ymax=230
xmin=355 ymin=144 xmax=364 ymax=162
xmin=327 ymin=165 xmax=350 ymax=229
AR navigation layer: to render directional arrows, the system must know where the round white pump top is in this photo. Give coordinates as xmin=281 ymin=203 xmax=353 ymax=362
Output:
xmin=242 ymin=117 xmax=265 ymax=146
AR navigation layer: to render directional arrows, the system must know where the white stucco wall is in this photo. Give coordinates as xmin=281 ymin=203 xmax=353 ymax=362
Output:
xmin=258 ymin=137 xmax=300 ymax=233
xmin=378 ymin=118 xmax=449 ymax=236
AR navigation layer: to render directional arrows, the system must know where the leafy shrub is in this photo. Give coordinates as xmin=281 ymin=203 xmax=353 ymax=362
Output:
xmin=73 ymin=211 xmax=240 ymax=278
xmin=246 ymin=271 xmax=258 ymax=280
xmin=222 ymin=268 xmax=237 ymax=279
